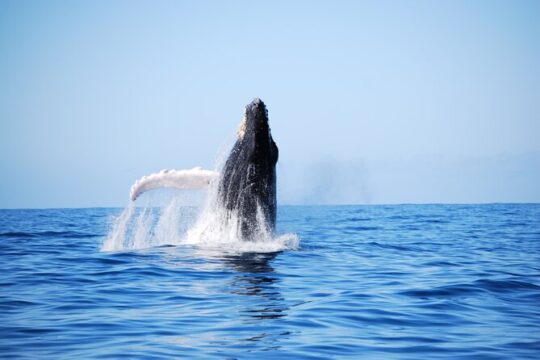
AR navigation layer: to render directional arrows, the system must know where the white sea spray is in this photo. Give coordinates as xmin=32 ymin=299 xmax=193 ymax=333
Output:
xmin=102 ymin=174 xmax=298 ymax=253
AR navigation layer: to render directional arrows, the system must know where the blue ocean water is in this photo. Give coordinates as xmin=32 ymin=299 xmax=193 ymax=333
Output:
xmin=1 ymin=204 xmax=539 ymax=359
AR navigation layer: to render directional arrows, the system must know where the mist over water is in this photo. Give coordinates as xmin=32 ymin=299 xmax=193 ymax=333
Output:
xmin=278 ymin=158 xmax=372 ymax=205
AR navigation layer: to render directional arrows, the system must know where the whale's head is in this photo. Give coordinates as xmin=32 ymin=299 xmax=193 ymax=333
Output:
xmin=236 ymin=98 xmax=278 ymax=165
xmin=218 ymin=98 xmax=279 ymax=239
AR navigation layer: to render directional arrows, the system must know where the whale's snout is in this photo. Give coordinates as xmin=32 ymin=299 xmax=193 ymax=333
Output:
xmin=246 ymin=97 xmax=265 ymax=112
xmin=245 ymin=98 xmax=269 ymax=125
xmin=237 ymin=98 xmax=270 ymax=140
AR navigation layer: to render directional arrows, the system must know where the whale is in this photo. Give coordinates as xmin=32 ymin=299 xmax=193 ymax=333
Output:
xmin=218 ymin=98 xmax=278 ymax=239
xmin=128 ymin=98 xmax=278 ymax=240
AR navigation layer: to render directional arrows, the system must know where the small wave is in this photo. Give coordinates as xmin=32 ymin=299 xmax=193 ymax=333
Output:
xmin=0 ymin=300 xmax=40 ymax=310
xmin=504 ymin=340 xmax=540 ymax=351
xmin=474 ymin=279 xmax=540 ymax=293
xmin=10 ymin=327 xmax=62 ymax=336
xmin=0 ymin=230 xmax=100 ymax=239
xmin=419 ymin=219 xmax=448 ymax=224
xmin=400 ymin=284 xmax=483 ymax=298
xmin=43 ymin=230 xmax=101 ymax=238
xmin=0 ymin=231 xmax=36 ymax=238
xmin=424 ymin=260 xmax=460 ymax=267
xmin=503 ymin=221 xmax=529 ymax=227
xmin=344 ymin=225 xmax=381 ymax=231
xmin=387 ymin=215 xmax=411 ymax=220
xmin=400 ymin=278 xmax=540 ymax=300
xmin=367 ymin=241 xmax=413 ymax=252
xmin=344 ymin=216 xmax=371 ymax=222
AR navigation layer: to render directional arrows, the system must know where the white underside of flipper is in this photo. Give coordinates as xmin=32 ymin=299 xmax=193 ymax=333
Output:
xmin=129 ymin=167 xmax=219 ymax=201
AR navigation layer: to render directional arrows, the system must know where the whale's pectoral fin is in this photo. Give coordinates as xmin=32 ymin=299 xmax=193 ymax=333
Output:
xmin=129 ymin=167 xmax=219 ymax=201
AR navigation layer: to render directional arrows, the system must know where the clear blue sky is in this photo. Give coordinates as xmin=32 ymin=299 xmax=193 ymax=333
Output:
xmin=1 ymin=0 xmax=539 ymax=208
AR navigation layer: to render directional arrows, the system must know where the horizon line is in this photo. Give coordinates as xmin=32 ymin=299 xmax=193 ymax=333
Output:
xmin=1 ymin=202 xmax=539 ymax=211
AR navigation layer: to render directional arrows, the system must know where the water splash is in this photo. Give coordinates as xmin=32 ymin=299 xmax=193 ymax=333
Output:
xmin=101 ymin=181 xmax=299 ymax=253
xmin=184 ymin=181 xmax=299 ymax=253
xmin=101 ymin=195 xmax=200 ymax=252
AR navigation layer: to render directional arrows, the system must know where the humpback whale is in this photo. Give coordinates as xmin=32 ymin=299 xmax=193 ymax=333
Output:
xmin=218 ymin=98 xmax=278 ymax=239
xmin=129 ymin=98 xmax=278 ymax=240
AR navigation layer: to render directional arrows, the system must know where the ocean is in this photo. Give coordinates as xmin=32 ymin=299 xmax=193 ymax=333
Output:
xmin=1 ymin=204 xmax=539 ymax=359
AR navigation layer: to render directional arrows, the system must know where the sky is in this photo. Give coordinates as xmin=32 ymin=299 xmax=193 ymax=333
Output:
xmin=1 ymin=0 xmax=539 ymax=208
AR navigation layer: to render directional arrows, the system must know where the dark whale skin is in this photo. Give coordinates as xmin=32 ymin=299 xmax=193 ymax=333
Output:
xmin=217 ymin=99 xmax=279 ymax=240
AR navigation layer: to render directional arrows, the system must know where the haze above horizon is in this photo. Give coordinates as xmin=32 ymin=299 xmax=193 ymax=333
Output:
xmin=1 ymin=0 xmax=539 ymax=208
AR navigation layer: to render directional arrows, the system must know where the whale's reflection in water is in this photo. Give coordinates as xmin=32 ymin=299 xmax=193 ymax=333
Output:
xmin=159 ymin=246 xmax=294 ymax=350
xmin=218 ymin=252 xmax=292 ymax=349
xmin=222 ymin=252 xmax=288 ymax=320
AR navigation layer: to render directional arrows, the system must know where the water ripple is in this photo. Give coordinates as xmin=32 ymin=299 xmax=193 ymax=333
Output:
xmin=1 ymin=204 xmax=539 ymax=359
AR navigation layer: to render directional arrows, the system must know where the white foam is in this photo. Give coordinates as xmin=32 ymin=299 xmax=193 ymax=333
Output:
xmin=129 ymin=167 xmax=218 ymax=201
